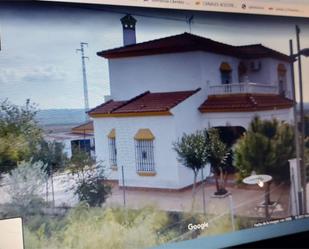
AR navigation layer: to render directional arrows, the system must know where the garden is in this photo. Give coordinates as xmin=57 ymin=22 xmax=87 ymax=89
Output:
xmin=0 ymin=99 xmax=308 ymax=248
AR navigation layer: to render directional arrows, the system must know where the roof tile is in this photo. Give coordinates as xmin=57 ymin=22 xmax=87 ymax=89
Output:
xmin=97 ymin=33 xmax=291 ymax=62
xmin=87 ymin=100 xmax=126 ymax=115
xmin=88 ymin=89 xmax=200 ymax=117
xmin=199 ymin=94 xmax=294 ymax=112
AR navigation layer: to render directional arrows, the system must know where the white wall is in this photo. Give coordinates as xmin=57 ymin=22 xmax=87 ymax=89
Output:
xmin=199 ymin=52 xmax=240 ymax=86
xmin=201 ymin=108 xmax=294 ymax=129
xmin=171 ymin=88 xmax=208 ymax=187
xmin=114 ymin=115 xmax=183 ymax=189
xmin=93 ymin=118 xmax=119 ymax=180
xmin=109 ymin=52 xmax=203 ymax=100
xmin=108 ymin=51 xmax=292 ymax=101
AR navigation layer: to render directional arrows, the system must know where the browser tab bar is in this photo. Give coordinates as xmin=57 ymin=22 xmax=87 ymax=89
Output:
xmin=45 ymin=0 xmax=309 ymax=17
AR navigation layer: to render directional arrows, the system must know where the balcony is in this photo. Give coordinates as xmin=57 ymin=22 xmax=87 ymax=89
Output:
xmin=207 ymin=82 xmax=279 ymax=96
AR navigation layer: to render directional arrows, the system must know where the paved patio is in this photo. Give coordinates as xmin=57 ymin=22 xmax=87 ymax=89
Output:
xmin=105 ymin=181 xmax=291 ymax=219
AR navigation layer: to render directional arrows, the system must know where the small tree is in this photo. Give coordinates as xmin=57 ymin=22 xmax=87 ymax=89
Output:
xmin=69 ymin=150 xmax=111 ymax=207
xmin=0 ymin=99 xmax=42 ymax=174
xmin=173 ymin=130 xmax=208 ymax=201
xmin=4 ymin=160 xmax=47 ymax=218
xmin=206 ymin=128 xmax=230 ymax=195
xmin=32 ymin=139 xmax=69 ymax=206
xmin=235 ymin=116 xmax=294 ymax=183
xmin=32 ymin=140 xmax=68 ymax=173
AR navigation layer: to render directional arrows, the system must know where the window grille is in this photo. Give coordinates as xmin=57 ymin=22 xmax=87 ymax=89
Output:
xmin=135 ymin=139 xmax=155 ymax=172
xmin=108 ymin=137 xmax=117 ymax=168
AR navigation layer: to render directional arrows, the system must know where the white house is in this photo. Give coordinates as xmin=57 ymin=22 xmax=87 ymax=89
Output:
xmin=44 ymin=121 xmax=95 ymax=158
xmin=88 ymin=15 xmax=294 ymax=190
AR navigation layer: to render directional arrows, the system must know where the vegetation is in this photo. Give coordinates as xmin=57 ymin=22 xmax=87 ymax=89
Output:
xmin=173 ymin=128 xmax=230 ymax=198
xmin=0 ymin=99 xmax=42 ymax=174
xmin=32 ymin=140 xmax=69 ymax=173
xmin=1 ymin=160 xmax=47 ymax=219
xmin=22 ymin=205 xmax=258 ymax=249
xmin=206 ymin=128 xmax=230 ymax=195
xmin=69 ymin=150 xmax=111 ymax=207
xmin=24 ymin=205 xmax=175 ymax=249
xmin=234 ymin=116 xmax=295 ymax=182
xmin=173 ymin=130 xmax=208 ymax=202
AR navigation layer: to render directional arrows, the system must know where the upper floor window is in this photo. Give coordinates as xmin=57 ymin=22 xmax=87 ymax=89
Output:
xmin=108 ymin=129 xmax=117 ymax=170
xmin=134 ymin=129 xmax=155 ymax=175
xmin=277 ymin=63 xmax=287 ymax=96
xmin=220 ymin=62 xmax=232 ymax=84
xmin=238 ymin=61 xmax=247 ymax=83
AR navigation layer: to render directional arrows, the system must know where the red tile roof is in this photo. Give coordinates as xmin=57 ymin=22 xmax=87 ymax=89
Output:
xmin=88 ymin=89 xmax=200 ymax=117
xmin=87 ymin=100 xmax=126 ymax=115
xmin=97 ymin=33 xmax=291 ymax=62
xmin=199 ymin=94 xmax=294 ymax=113
xmin=71 ymin=121 xmax=94 ymax=135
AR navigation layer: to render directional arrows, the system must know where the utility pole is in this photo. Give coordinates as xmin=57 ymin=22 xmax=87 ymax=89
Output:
xmin=187 ymin=15 xmax=194 ymax=33
xmin=296 ymin=25 xmax=307 ymax=214
xmin=76 ymin=42 xmax=90 ymax=121
xmin=290 ymin=39 xmax=303 ymax=214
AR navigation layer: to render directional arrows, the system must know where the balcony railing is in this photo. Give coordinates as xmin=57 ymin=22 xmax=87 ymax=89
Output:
xmin=207 ymin=82 xmax=279 ymax=96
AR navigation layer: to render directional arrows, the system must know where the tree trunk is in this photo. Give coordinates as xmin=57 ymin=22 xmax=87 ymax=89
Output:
xmin=222 ymin=171 xmax=228 ymax=190
xmin=219 ymin=168 xmax=224 ymax=190
xmin=191 ymin=171 xmax=198 ymax=211
xmin=51 ymin=172 xmax=55 ymax=208
xmin=215 ymin=173 xmax=220 ymax=193
xmin=265 ymin=181 xmax=271 ymax=205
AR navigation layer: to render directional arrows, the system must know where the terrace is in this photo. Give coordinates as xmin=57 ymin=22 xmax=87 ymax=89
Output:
xmin=207 ymin=82 xmax=280 ymax=96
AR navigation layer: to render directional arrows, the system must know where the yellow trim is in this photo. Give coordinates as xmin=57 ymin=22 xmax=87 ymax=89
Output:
xmin=134 ymin=129 xmax=155 ymax=140
xmin=108 ymin=128 xmax=116 ymax=139
xmin=277 ymin=63 xmax=287 ymax=72
xmin=137 ymin=171 xmax=156 ymax=176
xmin=72 ymin=129 xmax=94 ymax=134
xmin=89 ymin=111 xmax=172 ymax=118
xmin=220 ymin=62 xmax=232 ymax=71
xmin=111 ymin=165 xmax=118 ymax=171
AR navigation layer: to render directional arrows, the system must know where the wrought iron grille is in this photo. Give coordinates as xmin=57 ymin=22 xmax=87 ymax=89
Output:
xmin=108 ymin=137 xmax=117 ymax=167
xmin=135 ymin=139 xmax=155 ymax=172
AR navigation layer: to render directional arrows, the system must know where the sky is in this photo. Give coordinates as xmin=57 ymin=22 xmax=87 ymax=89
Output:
xmin=1 ymin=2 xmax=309 ymax=110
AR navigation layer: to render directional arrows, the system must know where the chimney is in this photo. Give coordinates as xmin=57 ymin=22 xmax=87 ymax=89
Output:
xmin=121 ymin=14 xmax=137 ymax=46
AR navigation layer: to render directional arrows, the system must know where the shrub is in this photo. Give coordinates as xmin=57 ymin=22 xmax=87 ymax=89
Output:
xmin=2 ymin=160 xmax=47 ymax=219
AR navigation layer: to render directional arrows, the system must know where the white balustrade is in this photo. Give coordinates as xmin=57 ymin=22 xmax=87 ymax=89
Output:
xmin=207 ymin=82 xmax=278 ymax=95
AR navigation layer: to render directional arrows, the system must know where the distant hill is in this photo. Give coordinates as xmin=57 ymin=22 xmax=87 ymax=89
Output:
xmin=36 ymin=109 xmax=87 ymax=126
xmin=35 ymin=103 xmax=309 ymax=127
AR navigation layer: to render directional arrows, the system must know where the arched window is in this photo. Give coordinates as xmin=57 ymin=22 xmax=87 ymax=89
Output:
xmin=108 ymin=128 xmax=117 ymax=170
xmin=220 ymin=62 xmax=232 ymax=84
xmin=134 ymin=129 xmax=155 ymax=175
xmin=238 ymin=61 xmax=247 ymax=83
xmin=277 ymin=63 xmax=287 ymax=96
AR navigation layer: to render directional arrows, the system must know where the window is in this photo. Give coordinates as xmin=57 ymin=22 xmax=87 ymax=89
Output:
xmin=108 ymin=129 xmax=117 ymax=170
xmin=277 ymin=63 xmax=287 ymax=96
xmin=220 ymin=62 xmax=232 ymax=84
xmin=134 ymin=129 xmax=155 ymax=175
xmin=71 ymin=139 xmax=91 ymax=156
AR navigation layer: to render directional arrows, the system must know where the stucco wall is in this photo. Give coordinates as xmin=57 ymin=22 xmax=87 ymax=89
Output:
xmin=108 ymin=51 xmax=292 ymax=101
xmin=108 ymin=52 xmax=203 ymax=100
xmin=93 ymin=118 xmax=119 ymax=180
xmin=201 ymin=108 xmax=294 ymax=129
xmin=94 ymin=115 xmax=186 ymax=189
xmin=115 ymin=115 xmax=183 ymax=189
